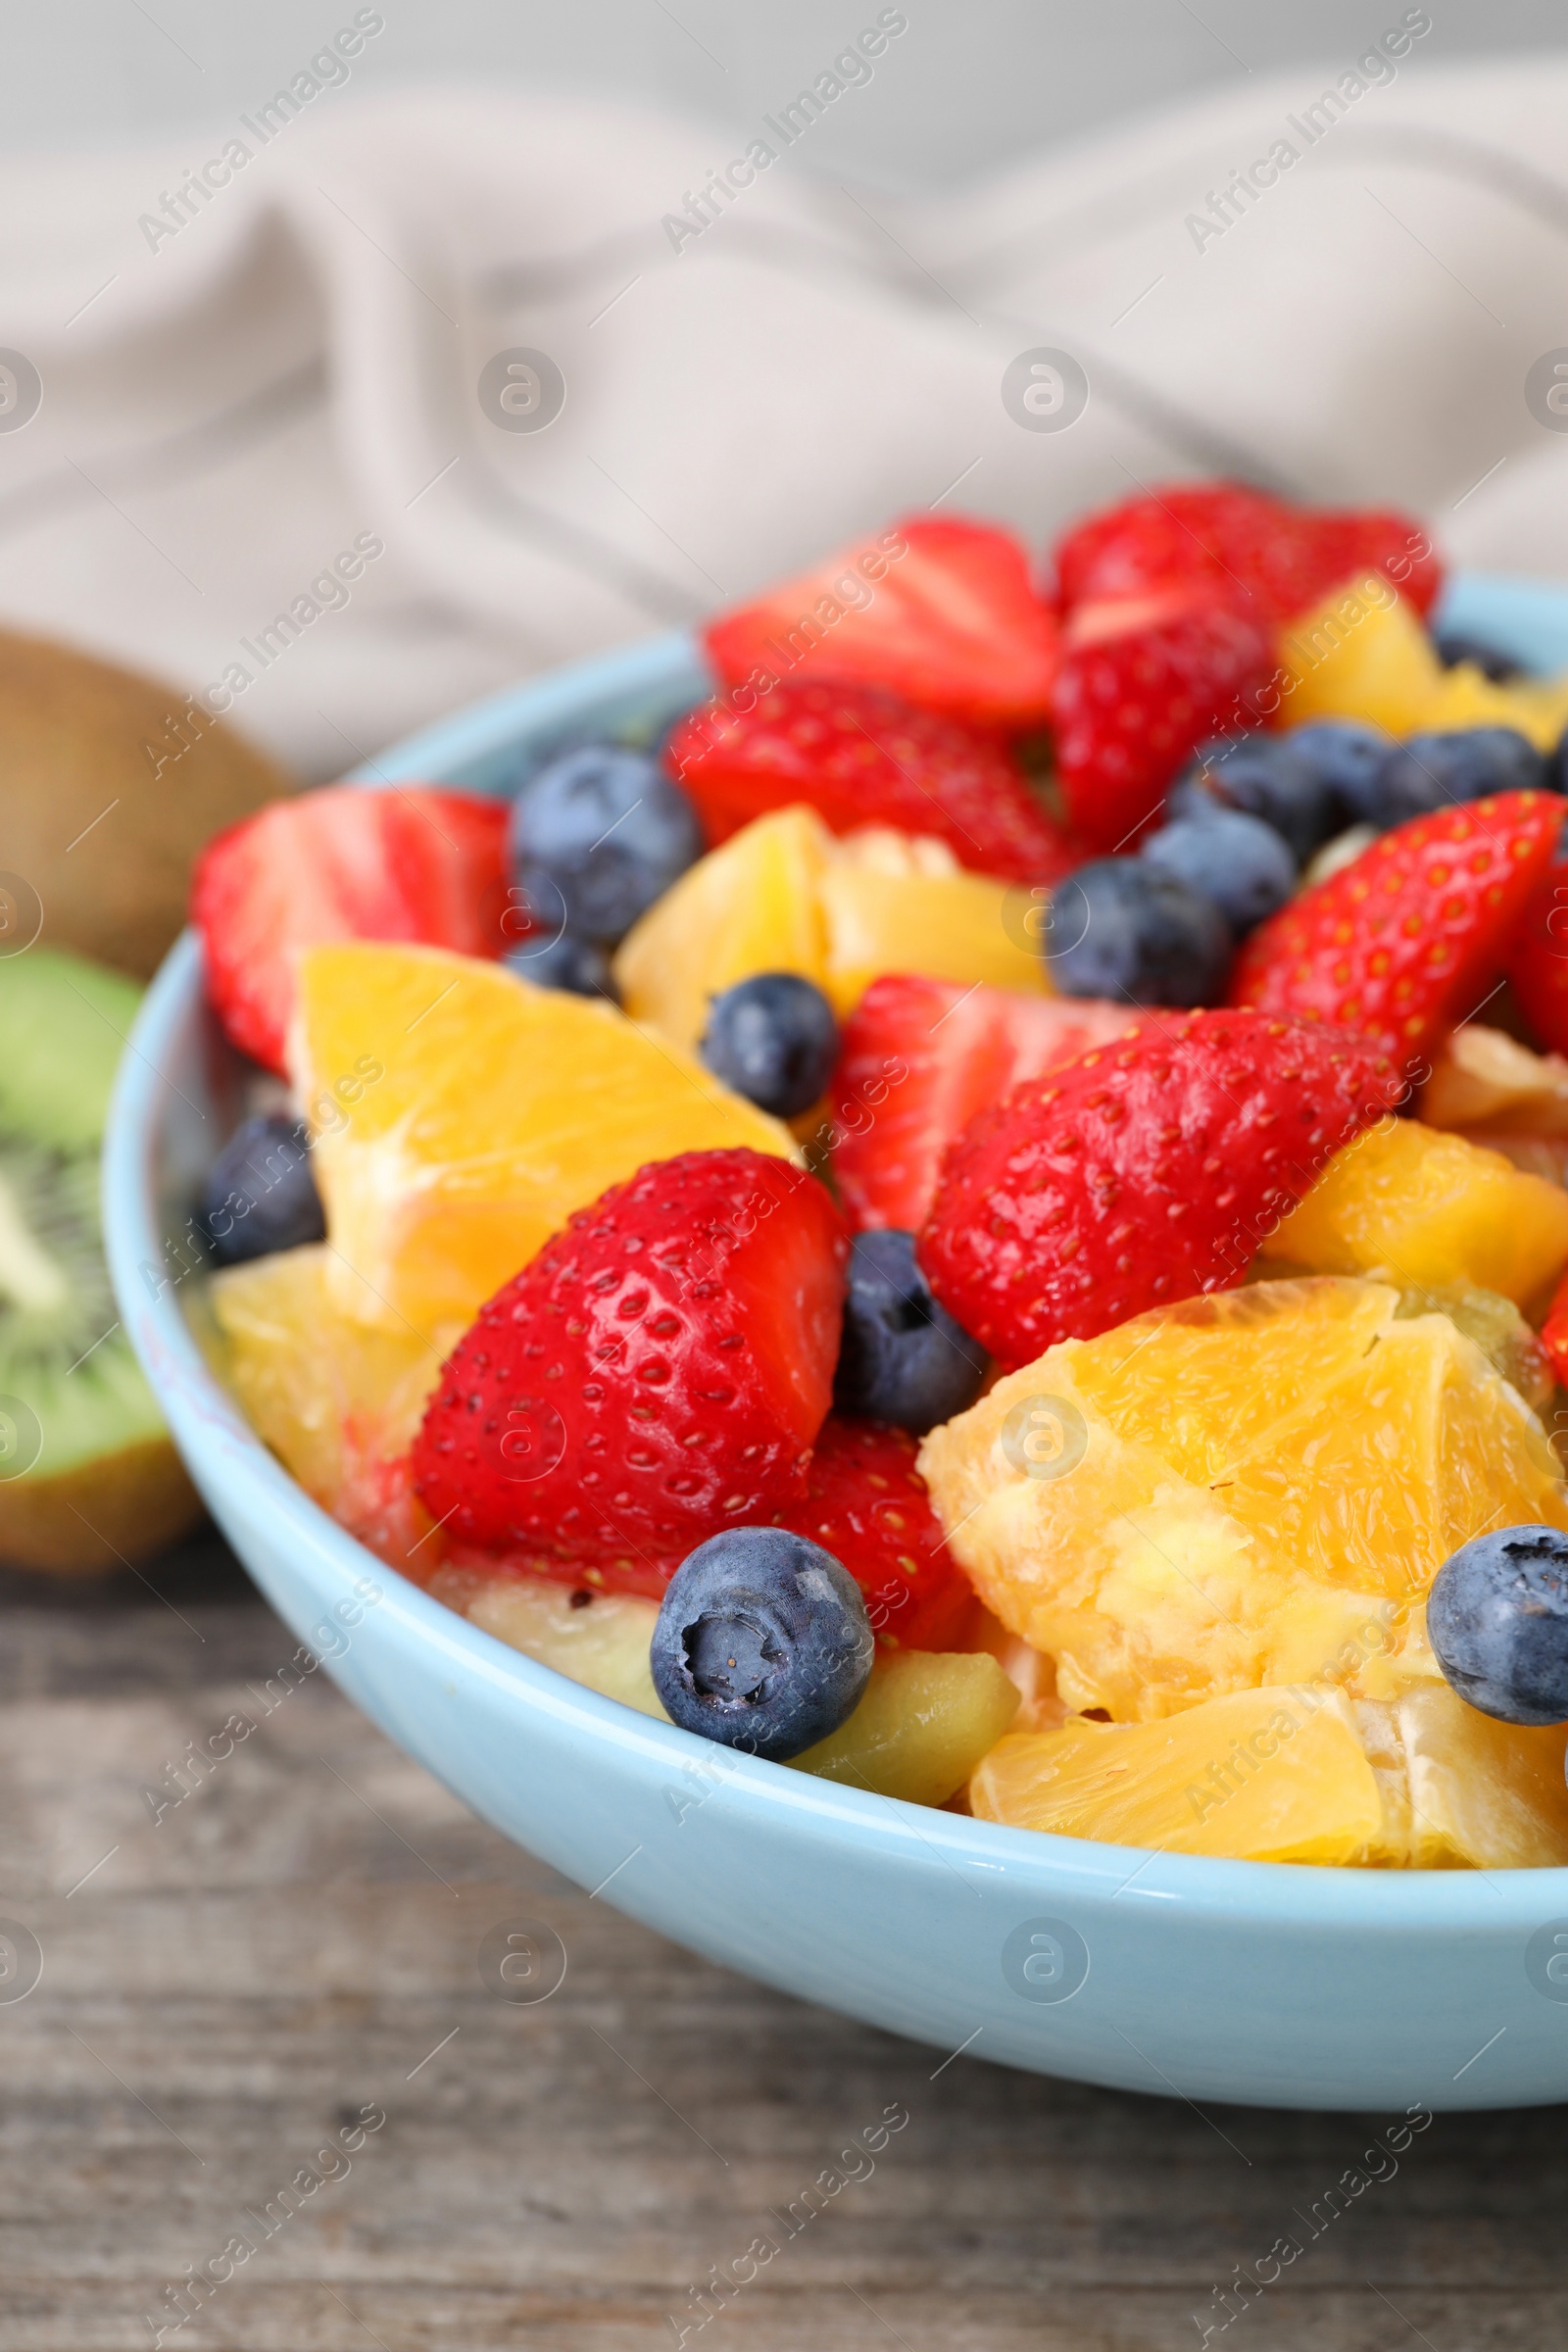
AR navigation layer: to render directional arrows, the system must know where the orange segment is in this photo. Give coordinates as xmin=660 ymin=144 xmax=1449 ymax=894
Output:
xmin=290 ymin=942 xmax=798 ymax=1333
xmin=208 ymin=1243 xmax=449 ymax=1560
xmin=1263 ymin=1117 xmax=1568 ymax=1308
xmin=917 ymin=1277 xmax=1568 ymax=1722
xmin=971 ymin=1689 xmax=1387 ymax=1864
xmin=969 ymin=1683 xmax=1568 ymax=1867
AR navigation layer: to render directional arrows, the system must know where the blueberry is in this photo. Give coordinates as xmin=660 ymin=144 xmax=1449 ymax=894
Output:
xmin=199 ymin=1114 xmax=324 ymax=1266
xmin=1046 ymin=858 xmax=1232 ymax=1006
xmin=1428 ymin=1527 xmax=1568 ymax=1726
xmin=1281 ymin=718 xmax=1396 ymax=828
xmin=1141 ymin=808 xmax=1296 ymax=938
xmin=503 ymin=931 xmax=619 ymax=1003
xmin=1369 ymin=727 xmax=1546 ymax=829
xmin=650 ymin=1526 xmax=874 ymax=1759
xmin=1167 ymin=733 xmax=1336 ymax=861
xmin=510 ymin=742 xmax=703 ymax=944
xmin=1434 ymin=630 xmax=1522 ymax=683
xmin=833 ymin=1230 xmax=985 ymax=1434
xmin=1551 ymin=726 xmax=1568 ymax=798
xmin=700 ymin=973 xmax=839 ymax=1118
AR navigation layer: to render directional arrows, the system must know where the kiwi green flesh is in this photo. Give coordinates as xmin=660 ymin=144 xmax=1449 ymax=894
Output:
xmin=0 ymin=1140 xmax=167 ymax=1484
xmin=0 ymin=947 xmax=143 ymax=1152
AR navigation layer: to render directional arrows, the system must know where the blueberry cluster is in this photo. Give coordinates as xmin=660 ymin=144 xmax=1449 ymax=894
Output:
xmin=504 ymin=740 xmax=705 ymax=1002
xmin=1049 ymin=710 xmax=1560 ymax=1009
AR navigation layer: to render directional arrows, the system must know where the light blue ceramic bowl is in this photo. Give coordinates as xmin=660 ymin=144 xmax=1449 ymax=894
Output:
xmin=104 ymin=575 xmax=1568 ymax=2112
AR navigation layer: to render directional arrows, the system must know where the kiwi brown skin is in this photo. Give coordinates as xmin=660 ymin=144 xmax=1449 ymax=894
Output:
xmin=0 ymin=625 xmax=294 ymax=979
xmin=0 ymin=1435 xmax=201 ymax=1575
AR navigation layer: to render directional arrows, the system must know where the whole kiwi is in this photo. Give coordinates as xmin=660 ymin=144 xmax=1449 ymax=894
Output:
xmin=0 ymin=626 xmax=294 ymax=978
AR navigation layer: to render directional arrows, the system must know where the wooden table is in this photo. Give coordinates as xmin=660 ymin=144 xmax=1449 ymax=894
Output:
xmin=3 ymin=1534 xmax=1561 ymax=2352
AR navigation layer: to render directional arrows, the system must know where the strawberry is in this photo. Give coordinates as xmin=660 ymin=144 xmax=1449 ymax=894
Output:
xmin=831 ymin=974 xmax=1148 ymax=1233
xmin=412 ymin=1149 xmax=848 ymax=1595
xmin=193 ymin=785 xmax=512 ymax=1074
xmin=703 ymin=514 xmax=1059 ymax=731
xmin=1052 ymin=481 xmax=1443 ymax=626
xmin=918 ymin=1008 xmax=1402 ymax=1368
xmin=664 ymin=680 xmax=1077 ymax=883
xmin=1051 ymin=585 xmax=1275 ymax=850
xmin=1541 ymin=1266 xmax=1568 ymax=1390
xmin=1505 ymin=841 xmax=1568 ymax=1055
xmin=772 ymin=1415 xmax=973 ymax=1651
xmin=1229 ymin=792 xmax=1562 ymax=1074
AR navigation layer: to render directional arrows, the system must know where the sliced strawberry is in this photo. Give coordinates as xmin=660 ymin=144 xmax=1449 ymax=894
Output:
xmin=664 ymin=680 xmax=1077 ymax=882
xmin=831 ymin=974 xmax=1148 ymax=1233
xmin=192 ymin=785 xmax=512 ymax=1073
xmin=1230 ymin=792 xmax=1562 ymax=1074
xmin=1051 ymin=585 xmax=1275 ymax=851
xmin=1505 ymin=841 xmax=1568 ymax=1055
xmin=413 ymin=1149 xmax=848 ymax=1592
xmin=919 ymin=1008 xmax=1402 ymax=1368
xmin=703 ymin=514 xmax=1059 ymax=730
xmin=772 ymin=1415 xmax=974 ymax=1650
xmin=1052 ymin=481 xmax=1443 ymax=625
xmin=1541 ymin=1267 xmax=1568 ymax=1389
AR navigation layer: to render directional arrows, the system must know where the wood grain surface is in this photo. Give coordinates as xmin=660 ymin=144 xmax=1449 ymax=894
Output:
xmin=0 ymin=1535 xmax=1562 ymax=2352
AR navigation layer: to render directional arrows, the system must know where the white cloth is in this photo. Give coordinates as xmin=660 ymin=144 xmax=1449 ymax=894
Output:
xmin=4 ymin=56 xmax=1568 ymax=780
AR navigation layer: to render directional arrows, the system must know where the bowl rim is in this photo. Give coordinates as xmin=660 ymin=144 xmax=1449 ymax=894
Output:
xmin=102 ymin=588 xmax=1568 ymax=1931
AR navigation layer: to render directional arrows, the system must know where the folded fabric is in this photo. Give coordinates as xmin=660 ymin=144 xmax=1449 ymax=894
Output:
xmin=1 ymin=54 xmax=1565 ymax=777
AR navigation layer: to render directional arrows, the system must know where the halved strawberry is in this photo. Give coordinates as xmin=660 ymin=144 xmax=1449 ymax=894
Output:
xmin=1505 ymin=841 xmax=1568 ymax=1055
xmin=664 ymin=680 xmax=1077 ymax=882
xmin=831 ymin=974 xmax=1147 ymax=1232
xmin=773 ymin=1415 xmax=973 ymax=1650
xmin=918 ymin=1008 xmax=1402 ymax=1368
xmin=413 ymin=1150 xmax=848 ymax=1595
xmin=1052 ymin=481 xmax=1443 ymax=625
xmin=703 ymin=514 xmax=1059 ymax=730
xmin=1051 ymin=585 xmax=1275 ymax=851
xmin=192 ymin=785 xmax=512 ymax=1073
xmin=1230 ymin=792 xmax=1562 ymax=1074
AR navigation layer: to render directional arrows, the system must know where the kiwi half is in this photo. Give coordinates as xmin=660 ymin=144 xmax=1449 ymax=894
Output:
xmin=0 ymin=946 xmax=200 ymax=1573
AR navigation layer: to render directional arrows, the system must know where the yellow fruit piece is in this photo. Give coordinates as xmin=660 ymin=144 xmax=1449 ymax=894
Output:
xmin=466 ymin=1576 xmax=666 ymax=1719
xmin=614 ymin=804 xmax=1043 ymax=1048
xmin=818 ymin=846 xmax=1043 ymax=1016
xmin=1280 ymin=580 xmax=1445 ymax=736
xmin=209 ymin=1243 xmax=450 ymax=1550
xmin=969 ymin=1682 xmax=1568 ymax=1867
xmin=917 ymin=1278 xmax=1568 ymax=1722
xmin=790 ymin=1648 xmax=1020 ymax=1804
xmin=612 ymin=806 xmax=832 ymax=1053
xmin=971 ymin=1688 xmax=1387 ymax=1863
xmin=290 ymin=942 xmax=798 ymax=1333
xmin=1263 ymin=1117 xmax=1568 ymax=1308
xmin=1279 ymin=574 xmax=1568 ymax=747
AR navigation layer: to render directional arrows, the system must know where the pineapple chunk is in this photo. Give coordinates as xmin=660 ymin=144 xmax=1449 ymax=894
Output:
xmin=791 ymin=1648 xmax=1019 ymax=1804
xmin=1263 ymin=1117 xmax=1568 ymax=1308
xmin=466 ymin=1577 xmax=666 ymax=1719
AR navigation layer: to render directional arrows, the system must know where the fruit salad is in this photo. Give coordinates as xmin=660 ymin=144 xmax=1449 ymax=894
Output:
xmin=191 ymin=480 xmax=1568 ymax=1869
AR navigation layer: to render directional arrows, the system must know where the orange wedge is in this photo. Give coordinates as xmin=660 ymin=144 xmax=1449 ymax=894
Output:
xmin=289 ymin=942 xmax=798 ymax=1334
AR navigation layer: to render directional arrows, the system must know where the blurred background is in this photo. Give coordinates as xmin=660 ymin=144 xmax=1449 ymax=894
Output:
xmin=6 ymin=0 xmax=1565 ymax=181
